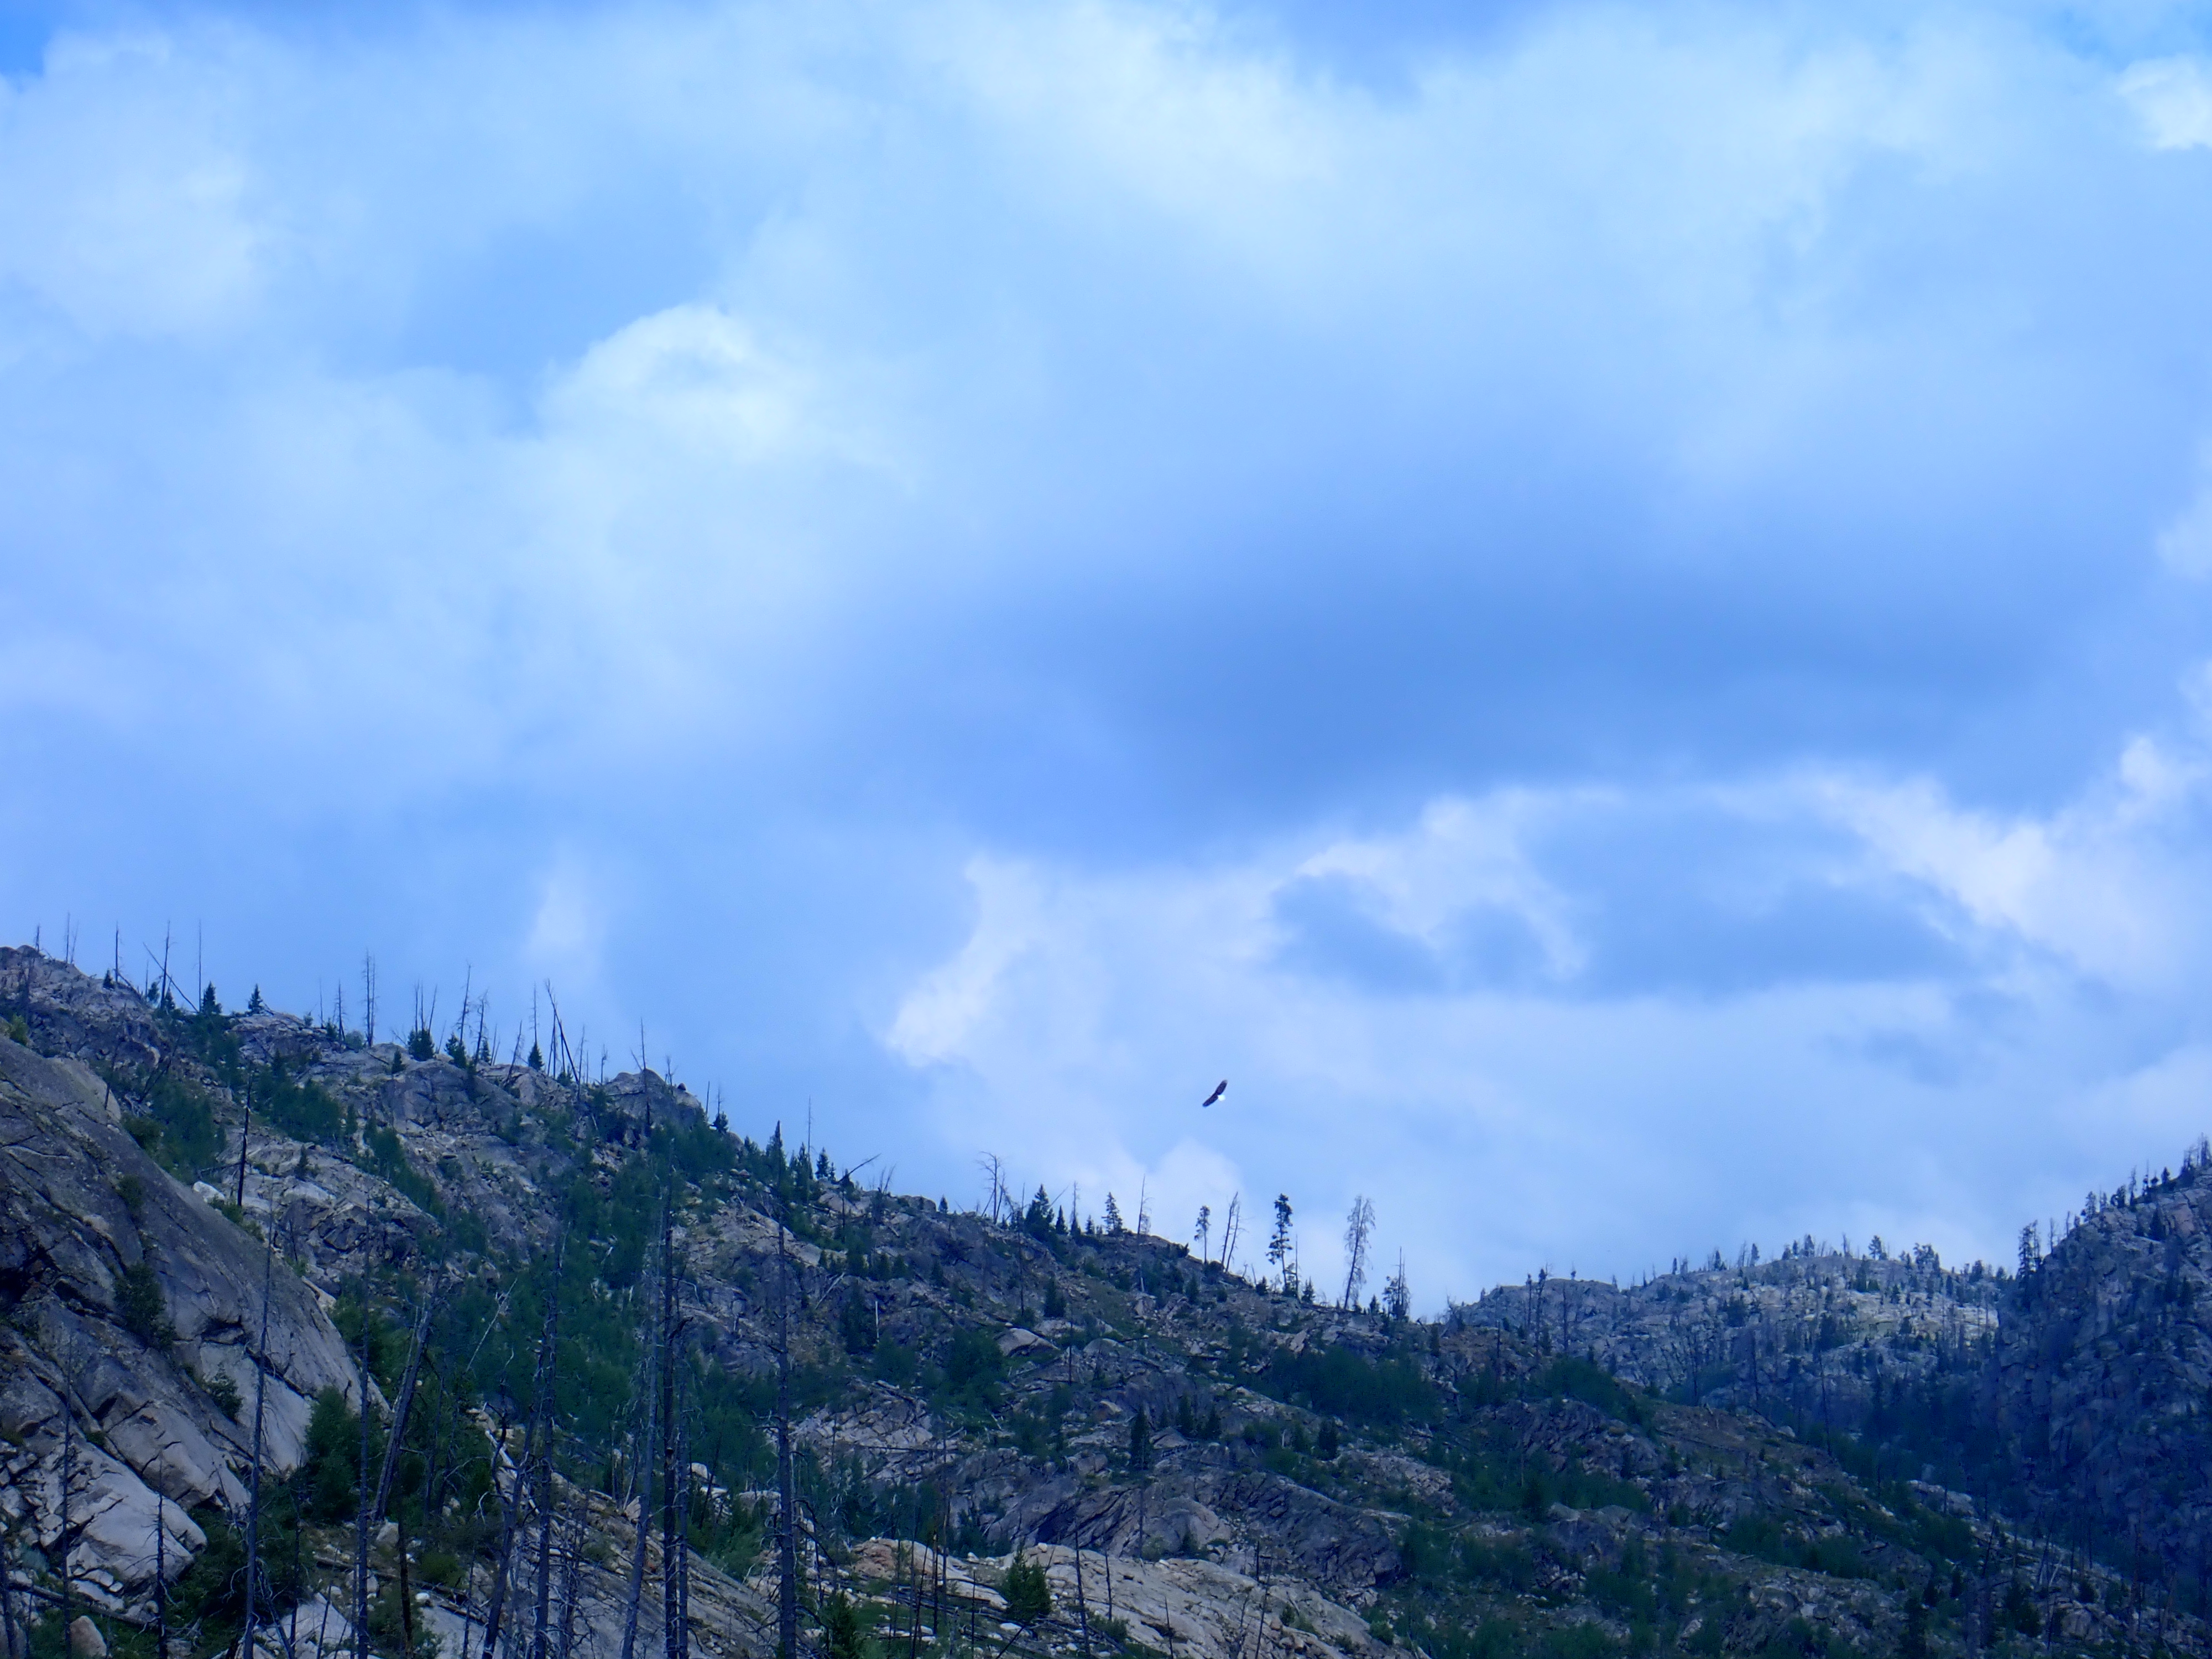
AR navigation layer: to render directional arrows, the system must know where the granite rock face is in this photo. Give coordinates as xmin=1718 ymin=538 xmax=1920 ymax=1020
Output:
xmin=0 ymin=1031 xmax=362 ymax=1612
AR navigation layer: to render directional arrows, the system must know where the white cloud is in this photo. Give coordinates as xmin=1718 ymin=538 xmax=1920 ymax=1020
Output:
xmin=2120 ymin=56 xmax=2212 ymax=152
xmin=524 ymin=852 xmax=612 ymax=992
xmin=5 ymin=0 xmax=2212 ymax=1310
xmin=885 ymin=696 xmax=2212 ymax=1302
xmin=0 ymin=32 xmax=273 ymax=337
xmin=889 ymin=859 xmax=1051 ymax=1065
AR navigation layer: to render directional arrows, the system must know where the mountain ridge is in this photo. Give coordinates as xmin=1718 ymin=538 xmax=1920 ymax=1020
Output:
xmin=2 ymin=943 xmax=2209 ymax=1659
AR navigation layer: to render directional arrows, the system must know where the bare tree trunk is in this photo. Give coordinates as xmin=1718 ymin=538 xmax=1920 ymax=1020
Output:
xmin=155 ymin=1474 xmax=168 ymax=1659
xmin=399 ymin=1512 xmax=416 ymax=1658
xmin=488 ymin=1245 xmax=562 ymax=1659
xmin=2 ymin=1528 xmax=20 ymax=1659
xmin=1074 ymin=1545 xmax=1092 ymax=1659
xmin=59 ymin=1388 xmax=74 ymax=1627
xmin=676 ymin=1417 xmax=692 ymax=1659
xmin=617 ymin=1279 xmax=659 ymax=1659
xmin=776 ymin=1191 xmax=799 ymax=1659
xmin=527 ymin=1243 xmax=567 ymax=1659
xmin=354 ymin=1292 xmax=374 ymax=1659
xmin=234 ymin=1094 xmax=252 ymax=1211
xmin=661 ymin=1198 xmax=681 ymax=1659
xmin=245 ymin=1238 xmax=276 ymax=1659
xmin=615 ymin=1464 xmax=653 ymax=1659
xmin=530 ymin=1428 xmax=558 ymax=1659
xmin=374 ymin=1300 xmax=437 ymax=1529
xmin=555 ymin=1505 xmax=587 ymax=1659
xmin=474 ymin=1407 xmax=516 ymax=1659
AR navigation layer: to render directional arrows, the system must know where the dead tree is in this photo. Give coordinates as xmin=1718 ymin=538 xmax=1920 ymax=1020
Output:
xmin=661 ymin=1197 xmax=683 ymax=1659
xmin=3 ymin=1528 xmax=20 ymax=1659
xmin=398 ymin=1511 xmax=416 ymax=1658
xmin=616 ymin=1313 xmax=657 ymax=1659
xmin=486 ymin=1248 xmax=562 ymax=1659
xmin=528 ymin=1239 xmax=568 ymax=1659
xmin=353 ymin=1289 xmax=375 ymax=1659
xmin=58 ymin=1391 xmax=74 ymax=1626
xmin=155 ymin=1464 xmax=168 ymax=1659
xmin=555 ymin=1503 xmax=588 ymax=1659
xmin=374 ymin=1300 xmax=437 ymax=1527
xmin=1074 ymin=1543 xmax=1092 ymax=1659
xmin=529 ymin=1425 xmax=559 ymax=1659
xmin=245 ymin=1235 xmax=277 ymax=1659
xmin=1341 ymin=1196 xmax=1375 ymax=1310
xmin=675 ymin=1415 xmax=692 ymax=1659
xmin=776 ymin=1185 xmax=799 ymax=1659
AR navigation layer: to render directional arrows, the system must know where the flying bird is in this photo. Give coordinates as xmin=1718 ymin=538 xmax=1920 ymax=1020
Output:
xmin=1201 ymin=1079 xmax=1227 ymax=1108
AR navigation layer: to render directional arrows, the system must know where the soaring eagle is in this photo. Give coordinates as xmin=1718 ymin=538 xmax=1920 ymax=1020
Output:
xmin=1201 ymin=1079 xmax=1227 ymax=1108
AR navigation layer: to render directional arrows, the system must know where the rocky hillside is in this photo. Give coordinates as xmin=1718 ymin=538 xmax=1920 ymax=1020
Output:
xmin=1 ymin=945 xmax=2208 ymax=1659
xmin=1995 ymin=1157 xmax=2212 ymax=1589
xmin=1452 ymin=1245 xmax=2007 ymax=1493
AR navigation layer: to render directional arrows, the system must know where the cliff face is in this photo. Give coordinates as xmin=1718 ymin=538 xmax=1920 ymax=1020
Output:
xmin=0 ymin=1029 xmax=363 ymax=1616
xmin=4 ymin=945 xmax=2212 ymax=1659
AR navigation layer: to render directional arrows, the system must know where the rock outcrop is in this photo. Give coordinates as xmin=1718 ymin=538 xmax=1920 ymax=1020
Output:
xmin=0 ymin=1031 xmax=361 ymax=1613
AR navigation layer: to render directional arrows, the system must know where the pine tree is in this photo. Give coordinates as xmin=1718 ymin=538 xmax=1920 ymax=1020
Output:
xmin=1103 ymin=1194 xmax=1123 ymax=1234
xmin=1383 ymin=1251 xmax=1410 ymax=1321
xmin=1004 ymin=1550 xmax=1052 ymax=1626
xmin=1267 ymin=1196 xmax=1294 ymax=1292
xmin=1128 ymin=1407 xmax=1153 ymax=1474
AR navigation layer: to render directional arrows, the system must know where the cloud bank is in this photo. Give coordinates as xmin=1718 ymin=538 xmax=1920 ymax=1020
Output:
xmin=5 ymin=0 xmax=2212 ymax=1302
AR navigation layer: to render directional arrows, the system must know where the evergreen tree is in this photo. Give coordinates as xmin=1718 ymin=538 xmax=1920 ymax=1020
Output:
xmin=1003 ymin=1550 xmax=1052 ymax=1626
xmin=1267 ymin=1194 xmax=1293 ymax=1288
xmin=1128 ymin=1407 xmax=1153 ymax=1473
xmin=1103 ymin=1193 xmax=1123 ymax=1233
xmin=1382 ymin=1252 xmax=1411 ymax=1321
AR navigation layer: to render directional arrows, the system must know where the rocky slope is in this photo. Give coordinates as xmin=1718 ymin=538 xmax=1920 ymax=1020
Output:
xmin=0 ymin=1010 xmax=364 ymax=1619
xmin=2 ymin=945 xmax=2208 ymax=1659
xmin=1994 ymin=1156 xmax=2212 ymax=1587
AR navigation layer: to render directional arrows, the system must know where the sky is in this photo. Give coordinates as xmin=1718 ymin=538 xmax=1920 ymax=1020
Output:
xmin=7 ymin=0 xmax=2212 ymax=1309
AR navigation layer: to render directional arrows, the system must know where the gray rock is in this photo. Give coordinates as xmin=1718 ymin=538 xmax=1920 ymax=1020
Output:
xmin=0 ymin=1030 xmax=361 ymax=1600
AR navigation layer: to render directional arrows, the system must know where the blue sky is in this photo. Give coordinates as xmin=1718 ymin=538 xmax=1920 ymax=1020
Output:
xmin=7 ymin=0 xmax=2212 ymax=1306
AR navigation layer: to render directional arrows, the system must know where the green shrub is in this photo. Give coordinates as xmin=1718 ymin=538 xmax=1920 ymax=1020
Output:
xmin=1003 ymin=1548 xmax=1053 ymax=1625
xmin=1263 ymin=1343 xmax=1436 ymax=1427
xmin=1533 ymin=1356 xmax=1646 ymax=1426
xmin=303 ymin=1385 xmax=366 ymax=1520
xmin=112 ymin=1066 xmax=223 ymax=1180
xmin=202 ymin=1369 xmax=244 ymax=1420
xmin=254 ymin=1056 xmax=344 ymax=1143
xmin=936 ymin=1326 xmax=1004 ymax=1411
xmin=116 ymin=1258 xmax=174 ymax=1345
